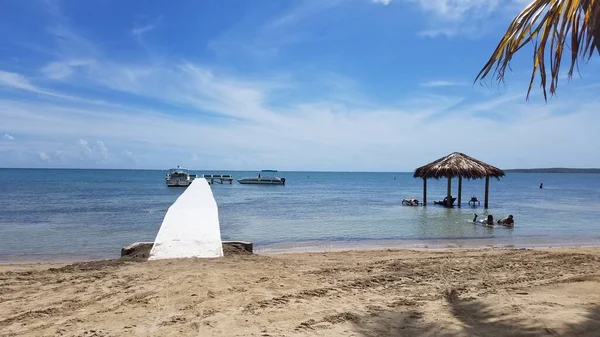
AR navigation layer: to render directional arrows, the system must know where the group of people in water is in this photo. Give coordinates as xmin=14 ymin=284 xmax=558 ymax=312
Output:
xmin=401 ymin=196 xmax=515 ymax=228
xmin=473 ymin=214 xmax=514 ymax=228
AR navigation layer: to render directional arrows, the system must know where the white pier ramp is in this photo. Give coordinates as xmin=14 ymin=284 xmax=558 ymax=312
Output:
xmin=149 ymin=178 xmax=223 ymax=260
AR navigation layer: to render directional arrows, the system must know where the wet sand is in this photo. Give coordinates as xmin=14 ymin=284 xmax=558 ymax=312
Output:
xmin=2 ymin=247 xmax=600 ymax=336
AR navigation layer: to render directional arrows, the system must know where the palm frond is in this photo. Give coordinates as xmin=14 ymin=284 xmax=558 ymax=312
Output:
xmin=475 ymin=0 xmax=600 ymax=100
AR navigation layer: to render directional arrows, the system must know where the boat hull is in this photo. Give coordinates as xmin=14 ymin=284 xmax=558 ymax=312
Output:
xmin=166 ymin=180 xmax=192 ymax=187
xmin=166 ymin=177 xmax=194 ymax=187
xmin=165 ymin=167 xmax=195 ymax=187
xmin=237 ymin=179 xmax=284 ymax=185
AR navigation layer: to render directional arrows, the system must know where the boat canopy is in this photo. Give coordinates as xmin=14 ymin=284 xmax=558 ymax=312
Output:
xmin=169 ymin=168 xmax=189 ymax=174
xmin=260 ymin=169 xmax=278 ymax=173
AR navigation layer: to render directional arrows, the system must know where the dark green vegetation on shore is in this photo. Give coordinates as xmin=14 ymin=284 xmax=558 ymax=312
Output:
xmin=504 ymin=168 xmax=600 ymax=174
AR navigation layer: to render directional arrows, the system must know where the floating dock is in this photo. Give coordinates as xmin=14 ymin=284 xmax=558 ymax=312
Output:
xmin=149 ymin=177 xmax=224 ymax=260
xmin=203 ymin=174 xmax=233 ymax=184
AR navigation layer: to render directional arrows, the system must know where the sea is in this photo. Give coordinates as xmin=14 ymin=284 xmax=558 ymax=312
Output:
xmin=1 ymin=169 xmax=600 ymax=262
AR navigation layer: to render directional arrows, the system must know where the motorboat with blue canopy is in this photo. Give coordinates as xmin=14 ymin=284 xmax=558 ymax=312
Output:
xmin=237 ymin=170 xmax=285 ymax=185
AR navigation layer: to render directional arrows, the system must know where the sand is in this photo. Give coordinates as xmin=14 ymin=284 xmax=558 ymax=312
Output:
xmin=2 ymin=247 xmax=600 ymax=336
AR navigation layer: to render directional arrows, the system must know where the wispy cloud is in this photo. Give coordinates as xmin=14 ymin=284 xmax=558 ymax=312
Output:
xmin=38 ymin=152 xmax=51 ymax=162
xmin=419 ymin=80 xmax=466 ymax=88
xmin=0 ymin=68 xmax=114 ymax=106
xmin=372 ymin=0 xmax=392 ymax=5
xmin=209 ymin=0 xmax=343 ymax=60
xmin=132 ymin=24 xmax=156 ymax=38
xmin=1 ymin=0 xmax=600 ymax=170
xmin=131 ymin=16 xmax=162 ymax=47
xmin=409 ymin=0 xmax=526 ymax=37
xmin=1 ymin=15 xmax=597 ymax=169
xmin=0 ymin=70 xmax=39 ymax=91
xmin=78 ymin=139 xmax=110 ymax=163
xmin=122 ymin=149 xmax=136 ymax=162
xmin=41 ymin=59 xmax=94 ymax=80
xmin=1 ymin=69 xmax=598 ymax=170
xmin=411 ymin=0 xmax=498 ymax=22
xmin=3 ymin=134 xmax=15 ymax=140
xmin=265 ymin=1 xmax=342 ymax=29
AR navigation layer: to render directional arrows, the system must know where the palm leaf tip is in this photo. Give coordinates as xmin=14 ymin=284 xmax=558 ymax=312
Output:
xmin=475 ymin=0 xmax=600 ymax=101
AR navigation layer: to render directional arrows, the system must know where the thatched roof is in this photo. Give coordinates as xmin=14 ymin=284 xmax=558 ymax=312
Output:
xmin=413 ymin=152 xmax=505 ymax=180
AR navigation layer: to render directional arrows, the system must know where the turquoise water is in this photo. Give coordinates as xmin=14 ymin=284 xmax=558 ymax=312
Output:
xmin=1 ymin=169 xmax=600 ymax=261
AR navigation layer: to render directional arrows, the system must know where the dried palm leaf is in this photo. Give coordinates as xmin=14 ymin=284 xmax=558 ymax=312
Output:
xmin=475 ymin=0 xmax=600 ymax=100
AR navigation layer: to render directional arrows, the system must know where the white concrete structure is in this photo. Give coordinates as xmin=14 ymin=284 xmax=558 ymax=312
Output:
xmin=149 ymin=178 xmax=223 ymax=260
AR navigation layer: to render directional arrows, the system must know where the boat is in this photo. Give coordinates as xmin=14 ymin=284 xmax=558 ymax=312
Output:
xmin=237 ymin=170 xmax=286 ymax=185
xmin=165 ymin=166 xmax=196 ymax=187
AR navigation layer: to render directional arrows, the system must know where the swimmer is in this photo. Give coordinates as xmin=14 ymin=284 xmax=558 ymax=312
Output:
xmin=497 ymin=215 xmax=514 ymax=228
xmin=403 ymin=198 xmax=419 ymax=206
xmin=473 ymin=214 xmax=494 ymax=227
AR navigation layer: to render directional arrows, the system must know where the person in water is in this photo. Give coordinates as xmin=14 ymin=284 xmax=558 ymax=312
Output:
xmin=473 ymin=214 xmax=494 ymax=226
xmin=540 ymin=183 xmax=543 ymax=189
xmin=497 ymin=215 xmax=514 ymax=227
xmin=405 ymin=198 xmax=419 ymax=206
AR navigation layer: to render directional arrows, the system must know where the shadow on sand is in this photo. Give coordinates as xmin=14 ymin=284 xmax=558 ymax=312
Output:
xmin=353 ymin=290 xmax=600 ymax=337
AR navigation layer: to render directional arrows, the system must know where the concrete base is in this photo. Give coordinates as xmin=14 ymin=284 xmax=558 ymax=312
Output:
xmin=121 ymin=242 xmax=154 ymax=260
xmin=121 ymin=241 xmax=253 ymax=261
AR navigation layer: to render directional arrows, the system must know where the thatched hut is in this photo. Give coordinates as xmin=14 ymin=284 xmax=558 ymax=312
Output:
xmin=413 ymin=152 xmax=505 ymax=208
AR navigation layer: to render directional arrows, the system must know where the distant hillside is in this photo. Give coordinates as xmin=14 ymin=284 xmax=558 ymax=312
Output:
xmin=504 ymin=168 xmax=600 ymax=174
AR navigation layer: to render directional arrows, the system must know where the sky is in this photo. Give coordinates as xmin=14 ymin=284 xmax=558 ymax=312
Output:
xmin=1 ymin=0 xmax=599 ymax=171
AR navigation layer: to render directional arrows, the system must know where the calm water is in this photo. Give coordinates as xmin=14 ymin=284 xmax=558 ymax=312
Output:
xmin=1 ymin=169 xmax=600 ymax=261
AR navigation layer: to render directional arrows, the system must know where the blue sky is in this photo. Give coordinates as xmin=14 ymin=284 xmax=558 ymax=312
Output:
xmin=1 ymin=0 xmax=599 ymax=171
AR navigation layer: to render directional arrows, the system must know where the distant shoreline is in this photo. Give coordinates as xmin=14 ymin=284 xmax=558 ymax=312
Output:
xmin=2 ymin=167 xmax=600 ymax=173
xmin=504 ymin=168 xmax=600 ymax=174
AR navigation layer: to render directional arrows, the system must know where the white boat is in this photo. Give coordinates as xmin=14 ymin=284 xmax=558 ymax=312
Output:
xmin=166 ymin=166 xmax=196 ymax=187
xmin=237 ymin=170 xmax=286 ymax=185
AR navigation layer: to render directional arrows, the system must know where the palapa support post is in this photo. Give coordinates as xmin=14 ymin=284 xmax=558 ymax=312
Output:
xmin=446 ymin=176 xmax=452 ymax=207
xmin=484 ymin=176 xmax=490 ymax=209
xmin=423 ymin=178 xmax=427 ymax=206
xmin=458 ymin=176 xmax=462 ymax=208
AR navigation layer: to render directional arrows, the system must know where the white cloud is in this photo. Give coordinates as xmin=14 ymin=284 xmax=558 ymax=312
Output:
xmin=1 ymin=3 xmax=599 ymax=170
xmin=96 ymin=140 xmax=109 ymax=162
xmin=0 ymin=70 xmax=38 ymax=91
xmin=2 ymin=18 xmax=598 ymax=169
xmin=77 ymin=139 xmax=110 ymax=163
xmin=3 ymin=134 xmax=14 ymax=140
xmin=411 ymin=0 xmax=498 ymax=21
xmin=419 ymin=80 xmax=466 ymax=87
xmin=0 ymin=68 xmax=105 ymax=103
xmin=38 ymin=152 xmax=51 ymax=162
xmin=78 ymin=139 xmax=92 ymax=155
xmin=122 ymin=149 xmax=137 ymax=164
xmin=409 ymin=0 xmax=527 ymax=37
xmin=265 ymin=1 xmax=342 ymax=29
xmin=132 ymin=24 xmax=156 ymax=38
xmin=131 ymin=16 xmax=162 ymax=47
xmin=1 ymin=78 xmax=599 ymax=170
xmin=41 ymin=59 xmax=94 ymax=80
xmin=372 ymin=0 xmax=392 ymax=5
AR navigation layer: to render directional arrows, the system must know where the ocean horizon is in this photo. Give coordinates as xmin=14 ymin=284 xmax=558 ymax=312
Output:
xmin=1 ymin=168 xmax=600 ymax=262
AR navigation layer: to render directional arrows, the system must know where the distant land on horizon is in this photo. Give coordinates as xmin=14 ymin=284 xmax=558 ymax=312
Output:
xmin=504 ymin=168 xmax=600 ymax=174
xmin=2 ymin=167 xmax=600 ymax=173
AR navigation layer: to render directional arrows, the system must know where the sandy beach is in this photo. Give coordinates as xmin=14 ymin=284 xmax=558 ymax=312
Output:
xmin=2 ymin=247 xmax=600 ymax=337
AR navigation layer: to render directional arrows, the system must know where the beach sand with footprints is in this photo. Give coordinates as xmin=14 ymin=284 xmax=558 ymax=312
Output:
xmin=3 ymin=247 xmax=600 ymax=336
